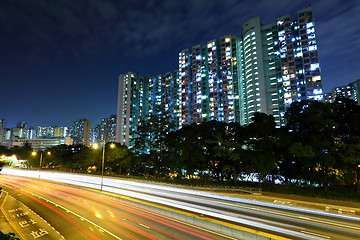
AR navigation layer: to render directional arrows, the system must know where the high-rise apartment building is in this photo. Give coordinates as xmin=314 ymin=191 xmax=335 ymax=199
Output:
xmin=0 ymin=119 xmax=6 ymax=142
xmin=116 ymin=72 xmax=180 ymax=146
xmin=70 ymin=119 xmax=91 ymax=146
xmin=16 ymin=121 xmax=27 ymax=129
xmin=37 ymin=126 xmax=55 ymax=138
xmin=98 ymin=115 xmax=117 ymax=145
xmin=240 ymin=7 xmax=322 ymax=125
xmin=179 ymin=35 xmax=242 ymax=125
xmin=10 ymin=127 xmax=28 ymax=139
xmin=117 ymin=7 xmax=323 ymax=146
xmin=328 ymin=79 xmax=360 ymax=104
xmin=90 ymin=125 xmax=100 ymax=145
xmin=54 ymin=126 xmax=68 ymax=138
xmin=0 ymin=119 xmax=7 ymax=130
xmin=116 ymin=73 xmax=147 ymax=146
xmin=323 ymin=93 xmax=334 ymax=104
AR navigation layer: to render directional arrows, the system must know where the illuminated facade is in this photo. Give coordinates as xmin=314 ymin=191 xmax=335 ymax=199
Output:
xmin=323 ymin=93 xmax=334 ymax=104
xmin=54 ymin=126 xmax=68 ymax=138
xmin=98 ymin=115 xmax=117 ymax=145
xmin=0 ymin=137 xmax=73 ymax=151
xmin=116 ymin=72 xmax=180 ymax=147
xmin=116 ymin=73 xmax=148 ymax=147
xmin=0 ymin=119 xmax=6 ymax=142
xmin=117 ymin=7 xmax=323 ymax=146
xmin=37 ymin=126 xmax=55 ymax=138
xmin=0 ymin=119 xmax=6 ymax=129
xmin=325 ymin=79 xmax=360 ymax=104
xmin=241 ymin=7 xmax=322 ymax=125
xmin=70 ymin=119 xmax=91 ymax=146
xmin=179 ymin=35 xmax=243 ymax=125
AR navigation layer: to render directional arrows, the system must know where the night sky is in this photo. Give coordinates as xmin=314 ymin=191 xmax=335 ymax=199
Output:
xmin=1 ymin=0 xmax=359 ymax=128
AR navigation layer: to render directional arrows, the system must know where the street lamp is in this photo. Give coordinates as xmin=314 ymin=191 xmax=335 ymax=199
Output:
xmin=93 ymin=143 xmax=115 ymax=191
xmin=32 ymin=151 xmax=51 ymax=179
xmin=358 ymin=164 xmax=360 ymax=193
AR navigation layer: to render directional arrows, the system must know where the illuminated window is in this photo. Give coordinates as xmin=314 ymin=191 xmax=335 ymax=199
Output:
xmin=312 ymin=76 xmax=321 ymax=82
xmin=310 ymin=63 xmax=319 ymax=71
xmin=309 ymin=45 xmax=317 ymax=51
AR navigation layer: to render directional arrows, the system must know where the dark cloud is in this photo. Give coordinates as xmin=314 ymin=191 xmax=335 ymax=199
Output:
xmin=312 ymin=0 xmax=360 ymax=89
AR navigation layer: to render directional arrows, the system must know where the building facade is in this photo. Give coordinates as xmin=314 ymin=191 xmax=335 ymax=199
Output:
xmin=116 ymin=72 xmax=180 ymax=147
xmin=0 ymin=119 xmax=6 ymax=130
xmin=70 ymin=119 xmax=91 ymax=146
xmin=327 ymin=79 xmax=360 ymax=104
xmin=116 ymin=73 xmax=147 ymax=146
xmin=0 ymin=119 xmax=7 ymax=142
xmin=240 ymin=7 xmax=322 ymax=125
xmin=179 ymin=35 xmax=243 ymax=125
xmin=98 ymin=115 xmax=117 ymax=145
xmin=0 ymin=137 xmax=73 ymax=151
xmin=116 ymin=7 xmax=323 ymax=146
xmin=90 ymin=125 xmax=100 ymax=145
xmin=54 ymin=126 xmax=68 ymax=138
xmin=37 ymin=126 xmax=55 ymax=138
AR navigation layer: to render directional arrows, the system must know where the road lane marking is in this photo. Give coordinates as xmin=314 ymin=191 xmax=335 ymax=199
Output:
xmin=1 ymin=191 xmax=28 ymax=240
xmin=22 ymin=190 xmax=123 ymax=240
xmin=139 ymin=223 xmax=150 ymax=229
xmin=301 ymin=230 xmax=330 ymax=239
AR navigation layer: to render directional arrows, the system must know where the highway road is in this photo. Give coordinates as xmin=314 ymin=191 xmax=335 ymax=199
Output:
xmin=1 ymin=169 xmax=360 ymax=240
xmin=0 ymin=173 xmax=235 ymax=240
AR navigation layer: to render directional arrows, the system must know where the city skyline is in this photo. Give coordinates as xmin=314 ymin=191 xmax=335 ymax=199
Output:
xmin=1 ymin=0 xmax=360 ymax=127
xmin=116 ymin=7 xmax=324 ymax=146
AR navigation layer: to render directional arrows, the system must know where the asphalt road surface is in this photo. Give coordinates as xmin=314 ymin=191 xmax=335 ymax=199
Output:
xmin=0 ymin=174 xmax=236 ymax=240
xmin=1 ymin=169 xmax=360 ymax=240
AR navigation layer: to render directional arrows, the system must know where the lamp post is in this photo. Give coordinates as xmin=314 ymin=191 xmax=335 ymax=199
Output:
xmin=32 ymin=151 xmax=51 ymax=179
xmin=357 ymin=164 xmax=360 ymax=193
xmin=93 ymin=143 xmax=115 ymax=191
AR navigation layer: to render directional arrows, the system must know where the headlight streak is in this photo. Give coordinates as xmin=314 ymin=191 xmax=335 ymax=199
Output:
xmin=2 ymin=182 xmax=103 ymax=240
xmin=3 ymin=176 xmax=229 ymax=240
xmin=4 ymin=168 xmax=359 ymax=222
xmin=3 ymin=168 xmax=360 ymax=240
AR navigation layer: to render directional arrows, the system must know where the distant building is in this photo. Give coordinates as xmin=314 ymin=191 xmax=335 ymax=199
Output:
xmin=70 ymin=119 xmax=91 ymax=146
xmin=16 ymin=121 xmax=27 ymax=129
xmin=4 ymin=129 xmax=11 ymax=140
xmin=90 ymin=126 xmax=100 ymax=145
xmin=323 ymin=92 xmax=334 ymax=103
xmin=98 ymin=115 xmax=117 ymax=145
xmin=0 ymin=137 xmax=73 ymax=151
xmin=28 ymin=127 xmax=37 ymax=139
xmin=54 ymin=126 xmax=68 ymax=138
xmin=0 ymin=119 xmax=6 ymax=142
xmin=10 ymin=127 xmax=28 ymax=139
xmin=37 ymin=126 xmax=55 ymax=138
xmin=0 ymin=119 xmax=6 ymax=129
xmin=331 ymin=79 xmax=360 ymax=104
xmin=116 ymin=72 xmax=180 ymax=147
